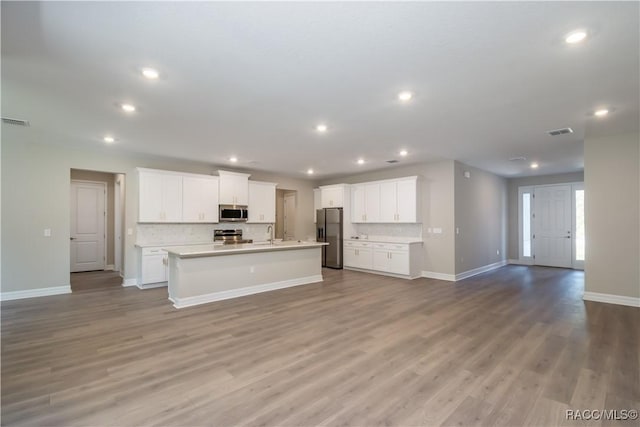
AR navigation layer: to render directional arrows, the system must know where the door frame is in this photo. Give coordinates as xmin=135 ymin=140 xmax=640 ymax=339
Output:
xmin=283 ymin=192 xmax=297 ymax=241
xmin=114 ymin=177 xmax=122 ymax=273
xmin=518 ymin=182 xmax=584 ymax=269
xmin=70 ymin=179 xmax=107 ymax=272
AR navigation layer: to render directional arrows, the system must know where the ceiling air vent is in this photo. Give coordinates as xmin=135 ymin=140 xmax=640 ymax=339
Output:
xmin=1 ymin=117 xmax=30 ymax=127
xmin=547 ymin=127 xmax=573 ymax=136
xmin=386 ymin=160 xmax=399 ymax=164
xmin=509 ymin=157 xmax=527 ymax=162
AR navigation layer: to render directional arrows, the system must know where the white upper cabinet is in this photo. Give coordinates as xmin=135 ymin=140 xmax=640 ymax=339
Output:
xmin=352 ymin=183 xmax=381 ymax=223
xmin=320 ymin=184 xmax=347 ymax=208
xmin=248 ymin=181 xmax=276 ymax=223
xmin=183 ymin=176 xmax=219 ymax=223
xmin=379 ymin=177 xmax=418 ymax=223
xmin=138 ymin=169 xmax=183 ymax=222
xmin=218 ymin=170 xmax=250 ymax=205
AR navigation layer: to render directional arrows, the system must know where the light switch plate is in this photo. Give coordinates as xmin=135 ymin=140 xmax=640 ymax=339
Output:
xmin=127 ymin=228 xmax=133 ymax=236
xmin=44 ymin=228 xmax=51 ymax=237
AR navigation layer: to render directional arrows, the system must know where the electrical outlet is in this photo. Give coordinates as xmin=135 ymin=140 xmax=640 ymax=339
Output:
xmin=456 ymin=227 xmax=460 ymax=235
xmin=44 ymin=228 xmax=51 ymax=237
xmin=250 ymin=266 xmax=255 ymax=273
xmin=497 ymin=250 xmax=500 ymax=255
xmin=127 ymin=228 xmax=133 ymax=236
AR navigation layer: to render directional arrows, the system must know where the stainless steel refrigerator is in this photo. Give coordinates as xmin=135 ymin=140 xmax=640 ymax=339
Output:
xmin=316 ymin=208 xmax=343 ymax=269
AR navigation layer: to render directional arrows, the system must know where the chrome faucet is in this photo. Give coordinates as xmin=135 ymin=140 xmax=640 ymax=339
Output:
xmin=267 ymin=224 xmax=274 ymax=244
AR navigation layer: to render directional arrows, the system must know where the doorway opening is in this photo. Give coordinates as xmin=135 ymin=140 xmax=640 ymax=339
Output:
xmin=275 ymin=189 xmax=297 ymax=241
xmin=518 ymin=182 xmax=584 ymax=269
xmin=70 ymin=169 xmax=126 ymax=292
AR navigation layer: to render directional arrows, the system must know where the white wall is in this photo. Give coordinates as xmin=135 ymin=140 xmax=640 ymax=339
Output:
xmin=584 ymin=132 xmax=639 ymax=300
xmin=454 ymin=162 xmax=507 ymax=274
xmin=1 ymin=139 xmax=315 ymax=293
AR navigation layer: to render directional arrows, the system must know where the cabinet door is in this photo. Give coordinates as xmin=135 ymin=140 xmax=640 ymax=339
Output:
xmin=218 ymin=174 xmax=235 ymax=205
xmin=141 ymin=254 xmax=167 ymax=284
xmin=321 ymin=187 xmax=343 ymax=208
xmin=395 ymin=179 xmax=417 ymax=223
xmin=357 ymin=247 xmax=373 ymax=269
xmin=364 ymin=183 xmax=381 ymax=223
xmin=372 ymin=249 xmax=391 ymax=272
xmin=201 ymin=178 xmax=219 ymax=222
xmin=234 ymin=176 xmax=249 ymax=205
xmin=344 ymin=246 xmax=358 ymax=268
xmin=351 ymin=185 xmax=366 ymax=223
xmin=248 ymin=182 xmax=276 ymax=223
xmin=139 ymin=171 xmax=164 ymax=222
xmin=182 ymin=176 xmax=203 ymax=222
xmin=388 ymin=250 xmax=410 ymax=275
xmin=162 ymin=174 xmax=183 ymax=222
xmin=379 ymin=182 xmax=397 ymax=222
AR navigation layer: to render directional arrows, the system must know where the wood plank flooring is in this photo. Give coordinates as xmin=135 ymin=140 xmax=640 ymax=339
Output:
xmin=2 ymin=266 xmax=638 ymax=426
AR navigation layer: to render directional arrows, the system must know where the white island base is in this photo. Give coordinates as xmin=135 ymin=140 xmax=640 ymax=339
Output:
xmin=166 ymin=242 xmax=326 ymax=309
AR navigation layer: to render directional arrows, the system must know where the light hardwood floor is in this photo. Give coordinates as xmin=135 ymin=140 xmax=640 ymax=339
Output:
xmin=2 ymin=266 xmax=638 ymax=426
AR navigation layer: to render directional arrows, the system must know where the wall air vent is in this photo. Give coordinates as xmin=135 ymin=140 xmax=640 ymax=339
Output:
xmin=386 ymin=160 xmax=399 ymax=164
xmin=1 ymin=117 xmax=30 ymax=127
xmin=509 ymin=157 xmax=527 ymax=162
xmin=547 ymin=127 xmax=573 ymax=136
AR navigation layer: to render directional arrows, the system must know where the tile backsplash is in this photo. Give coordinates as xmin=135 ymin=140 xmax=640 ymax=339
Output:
xmin=351 ymin=223 xmax=423 ymax=240
xmin=136 ymin=223 xmax=273 ymax=245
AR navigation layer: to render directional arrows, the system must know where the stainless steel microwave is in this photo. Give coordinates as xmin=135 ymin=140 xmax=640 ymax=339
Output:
xmin=219 ymin=205 xmax=248 ymax=222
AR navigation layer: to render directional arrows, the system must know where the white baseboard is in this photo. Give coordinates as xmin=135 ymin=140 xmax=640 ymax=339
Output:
xmin=344 ymin=266 xmax=420 ymax=280
xmin=421 ymin=271 xmax=456 ymax=281
xmin=583 ymin=292 xmax=640 ymax=308
xmin=171 ymin=274 xmax=323 ymax=309
xmin=455 ymin=260 xmax=508 ymax=281
xmin=105 ymin=264 xmax=115 ymax=271
xmin=121 ymin=278 xmax=138 ymax=287
xmin=509 ymin=259 xmax=533 ymax=266
xmin=1 ymin=285 xmax=72 ymax=301
xmin=137 ymin=282 xmax=168 ymax=290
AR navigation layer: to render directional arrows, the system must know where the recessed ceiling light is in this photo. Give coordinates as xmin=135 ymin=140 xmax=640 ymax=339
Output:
xmin=565 ymin=30 xmax=587 ymax=44
xmin=399 ymin=150 xmax=408 ymax=157
xmin=357 ymin=158 xmax=365 ymax=165
xmin=141 ymin=68 xmax=159 ymax=79
xmin=530 ymin=162 xmax=539 ymax=169
xmin=121 ymin=103 xmax=136 ymax=113
xmin=307 ymin=168 xmax=314 ymax=175
xmin=594 ymin=109 xmax=609 ymax=117
xmin=103 ymin=136 xmax=115 ymax=143
xmin=316 ymin=124 xmax=328 ymax=132
xmin=398 ymin=91 xmax=413 ymax=101
xmin=229 ymin=156 xmax=238 ymax=163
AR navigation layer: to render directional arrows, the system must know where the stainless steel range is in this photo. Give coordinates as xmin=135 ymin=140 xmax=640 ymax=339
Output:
xmin=214 ymin=229 xmax=253 ymax=245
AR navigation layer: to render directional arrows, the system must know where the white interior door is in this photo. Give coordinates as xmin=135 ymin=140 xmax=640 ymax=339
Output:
xmin=533 ymin=185 xmax=572 ymax=268
xmin=71 ymin=181 xmax=106 ymax=272
xmin=284 ymin=193 xmax=296 ymax=240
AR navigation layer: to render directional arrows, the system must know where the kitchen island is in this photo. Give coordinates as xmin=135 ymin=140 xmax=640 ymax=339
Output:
xmin=165 ymin=241 xmax=328 ymax=308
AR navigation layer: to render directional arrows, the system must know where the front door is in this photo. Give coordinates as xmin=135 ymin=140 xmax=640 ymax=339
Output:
xmin=533 ymin=185 xmax=572 ymax=268
xmin=70 ymin=181 xmax=106 ymax=272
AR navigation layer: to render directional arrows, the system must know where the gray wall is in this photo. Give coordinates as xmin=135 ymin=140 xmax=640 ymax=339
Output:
xmin=1 ymin=138 xmax=315 ymax=293
xmin=454 ymin=162 xmax=507 ymax=274
xmin=506 ymin=171 xmax=584 ymax=260
xmin=70 ymin=169 xmax=116 ymax=266
xmin=319 ymin=160 xmax=457 ymax=275
xmin=584 ymin=132 xmax=639 ymax=299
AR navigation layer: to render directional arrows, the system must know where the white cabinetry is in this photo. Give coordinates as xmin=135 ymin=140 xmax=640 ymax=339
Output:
xmin=139 ymin=247 xmax=169 ymax=288
xmin=183 ymin=176 xmax=219 ymax=223
xmin=138 ymin=169 xmax=183 ymax=222
xmin=379 ymin=177 xmax=418 ymax=223
xmin=352 ymin=183 xmax=381 ymax=223
xmin=344 ymin=241 xmax=373 ymax=270
xmin=248 ymin=181 xmax=276 ymax=223
xmin=320 ymin=184 xmax=347 ymax=208
xmin=344 ymin=239 xmax=422 ymax=279
xmin=218 ymin=170 xmax=250 ymax=205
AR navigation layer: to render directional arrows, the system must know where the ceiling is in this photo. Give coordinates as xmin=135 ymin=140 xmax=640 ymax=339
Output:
xmin=2 ymin=2 xmax=638 ymax=179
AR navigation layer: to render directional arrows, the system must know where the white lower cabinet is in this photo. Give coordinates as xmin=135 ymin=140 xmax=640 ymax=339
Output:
xmin=139 ymin=247 xmax=169 ymax=288
xmin=344 ymin=240 xmax=421 ymax=279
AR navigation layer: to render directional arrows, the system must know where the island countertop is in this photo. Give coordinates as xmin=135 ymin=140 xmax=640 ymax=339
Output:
xmin=165 ymin=241 xmax=328 ymax=258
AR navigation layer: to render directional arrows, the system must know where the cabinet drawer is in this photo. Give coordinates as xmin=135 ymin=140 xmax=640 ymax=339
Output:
xmin=345 ymin=241 xmax=371 ymax=248
xmin=142 ymin=247 xmax=168 ymax=256
xmin=372 ymin=243 xmax=408 ymax=251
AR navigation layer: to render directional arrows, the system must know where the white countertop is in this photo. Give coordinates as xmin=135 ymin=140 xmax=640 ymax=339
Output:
xmin=135 ymin=242 xmax=218 ymax=248
xmin=166 ymin=241 xmax=328 ymax=258
xmin=345 ymin=237 xmax=423 ymax=244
